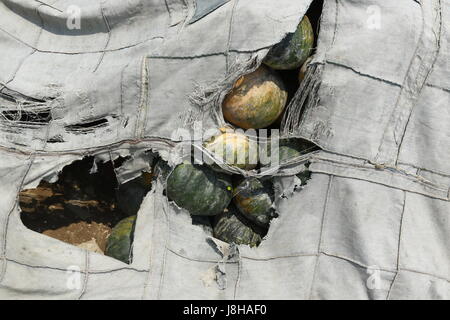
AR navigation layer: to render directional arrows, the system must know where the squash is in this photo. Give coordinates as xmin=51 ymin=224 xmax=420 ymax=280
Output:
xmin=105 ymin=215 xmax=136 ymax=264
xmin=116 ymin=172 xmax=153 ymax=216
xmin=233 ymin=178 xmax=275 ymax=227
xmin=166 ymin=162 xmax=233 ymax=216
xmin=204 ymin=129 xmax=258 ymax=170
xmin=267 ymin=138 xmax=316 ymax=167
xmin=222 ymin=66 xmax=288 ymax=129
xmin=213 ymin=207 xmax=263 ymax=247
xmin=264 ymin=15 xmax=314 ymax=70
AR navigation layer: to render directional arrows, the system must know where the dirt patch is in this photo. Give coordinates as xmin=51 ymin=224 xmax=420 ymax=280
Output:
xmin=43 ymin=221 xmax=111 ymax=253
xmin=19 ymin=156 xmax=152 ymax=256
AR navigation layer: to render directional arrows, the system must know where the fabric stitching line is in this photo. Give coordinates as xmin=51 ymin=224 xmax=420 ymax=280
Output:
xmin=167 ymin=247 xmax=238 ymax=264
xmin=396 ymin=160 xmax=450 ymax=179
xmin=320 ymin=252 xmax=397 ymax=274
xmin=375 ymin=0 xmax=439 ymax=164
xmin=240 ymin=253 xmax=318 ymax=261
xmin=1 ymin=257 xmax=148 ymax=274
xmin=225 ymin=0 xmax=239 ymax=73
xmin=0 ymin=154 xmax=35 ymax=285
xmin=326 ymin=60 xmax=402 ymax=87
xmin=77 ymin=251 xmax=90 ymax=300
xmin=374 ymin=1 xmax=426 ymax=163
xmin=331 ymin=0 xmax=338 ymax=50
xmin=386 ymin=191 xmax=406 ymax=299
xmin=312 ymin=157 xmax=448 ymax=192
xmin=311 ymin=149 xmax=450 ymax=181
xmin=394 ymin=0 xmax=443 ymax=164
xmin=0 ymin=24 xmax=164 ymax=56
xmin=141 ymin=192 xmax=159 ymax=300
xmin=308 ymin=175 xmax=332 ymax=300
xmin=0 ymin=26 xmax=266 ymax=57
xmin=134 ymin=57 xmax=150 ymax=139
xmin=118 ymin=62 xmax=131 ymax=140
xmin=426 ymin=83 xmax=450 ymax=93
xmin=399 ymin=268 xmax=450 ymax=283
xmin=157 ymin=193 xmax=171 ymax=300
xmin=233 ymin=247 xmax=241 ymax=300
xmin=0 ymin=0 xmax=48 ymax=92
xmin=311 ymin=169 xmax=449 ymax=202
xmin=93 ymin=2 xmax=112 ymax=73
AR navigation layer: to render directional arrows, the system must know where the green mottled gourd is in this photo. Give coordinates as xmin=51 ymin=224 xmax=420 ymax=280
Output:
xmin=105 ymin=215 xmax=136 ymax=264
xmin=263 ymin=15 xmax=314 ymax=70
xmin=213 ymin=207 xmax=262 ymax=247
xmin=267 ymin=138 xmax=316 ymax=166
xmin=233 ymin=178 xmax=275 ymax=227
xmin=166 ymin=163 xmax=233 ymax=216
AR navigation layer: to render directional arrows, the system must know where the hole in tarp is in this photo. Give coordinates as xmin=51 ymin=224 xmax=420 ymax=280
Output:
xmin=0 ymin=91 xmax=54 ymax=124
xmin=160 ymin=136 xmax=316 ymax=249
xmin=1 ymin=109 xmax=52 ymax=124
xmin=271 ymin=0 xmax=324 ymax=130
xmin=19 ymin=155 xmax=156 ymax=264
xmin=65 ymin=118 xmax=109 ymax=133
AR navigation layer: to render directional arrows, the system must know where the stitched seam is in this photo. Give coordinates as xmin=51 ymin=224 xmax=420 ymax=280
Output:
xmin=308 ymin=175 xmax=332 ymax=300
xmin=225 ymin=0 xmax=239 ymax=73
xmin=320 ymin=252 xmax=397 ymax=274
xmin=77 ymin=251 xmax=90 ymax=300
xmin=326 ymin=60 xmax=402 ymax=87
xmin=311 ymin=169 xmax=449 ymax=202
xmin=0 ymin=155 xmax=35 ymax=284
xmin=395 ymin=0 xmax=443 ymax=164
xmin=233 ymin=247 xmax=241 ymax=300
xmin=93 ymin=3 xmax=112 ymax=73
xmin=387 ymin=191 xmax=407 ymax=300
xmin=0 ymin=257 xmax=148 ymax=273
xmin=141 ymin=191 xmax=160 ymax=300
xmin=313 ymin=156 xmax=448 ymax=192
xmin=157 ymin=198 xmax=170 ymax=300
xmin=399 ymin=268 xmax=450 ymax=283
xmin=134 ymin=57 xmax=150 ymax=139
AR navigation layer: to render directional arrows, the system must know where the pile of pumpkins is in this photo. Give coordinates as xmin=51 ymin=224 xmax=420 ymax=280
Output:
xmin=106 ymin=16 xmax=315 ymax=262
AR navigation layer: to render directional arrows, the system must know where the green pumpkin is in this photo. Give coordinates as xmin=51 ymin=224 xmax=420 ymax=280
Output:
xmin=105 ymin=215 xmax=136 ymax=264
xmin=264 ymin=15 xmax=314 ymax=70
xmin=267 ymin=138 xmax=316 ymax=166
xmin=233 ymin=178 xmax=275 ymax=227
xmin=213 ymin=208 xmax=262 ymax=247
xmin=116 ymin=172 xmax=152 ymax=216
xmin=166 ymin=163 xmax=233 ymax=216
xmin=222 ymin=65 xmax=288 ymax=129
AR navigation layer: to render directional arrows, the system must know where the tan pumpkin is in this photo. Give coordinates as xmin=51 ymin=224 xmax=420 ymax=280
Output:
xmin=222 ymin=66 xmax=288 ymax=129
xmin=204 ymin=128 xmax=258 ymax=170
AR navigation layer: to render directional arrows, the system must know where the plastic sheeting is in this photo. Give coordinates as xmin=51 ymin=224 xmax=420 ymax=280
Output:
xmin=0 ymin=0 xmax=448 ymax=299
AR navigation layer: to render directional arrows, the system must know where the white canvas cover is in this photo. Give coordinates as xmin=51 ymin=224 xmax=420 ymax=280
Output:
xmin=0 ymin=0 xmax=448 ymax=299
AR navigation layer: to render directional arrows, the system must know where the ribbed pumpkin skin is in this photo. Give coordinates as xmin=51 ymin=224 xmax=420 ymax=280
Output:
xmin=269 ymin=138 xmax=316 ymax=166
xmin=204 ymin=131 xmax=258 ymax=170
xmin=213 ymin=208 xmax=262 ymax=247
xmin=264 ymin=15 xmax=314 ymax=70
xmin=105 ymin=215 xmax=136 ymax=264
xmin=233 ymin=178 xmax=274 ymax=227
xmin=222 ymin=66 xmax=288 ymax=129
xmin=166 ymin=163 xmax=233 ymax=216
